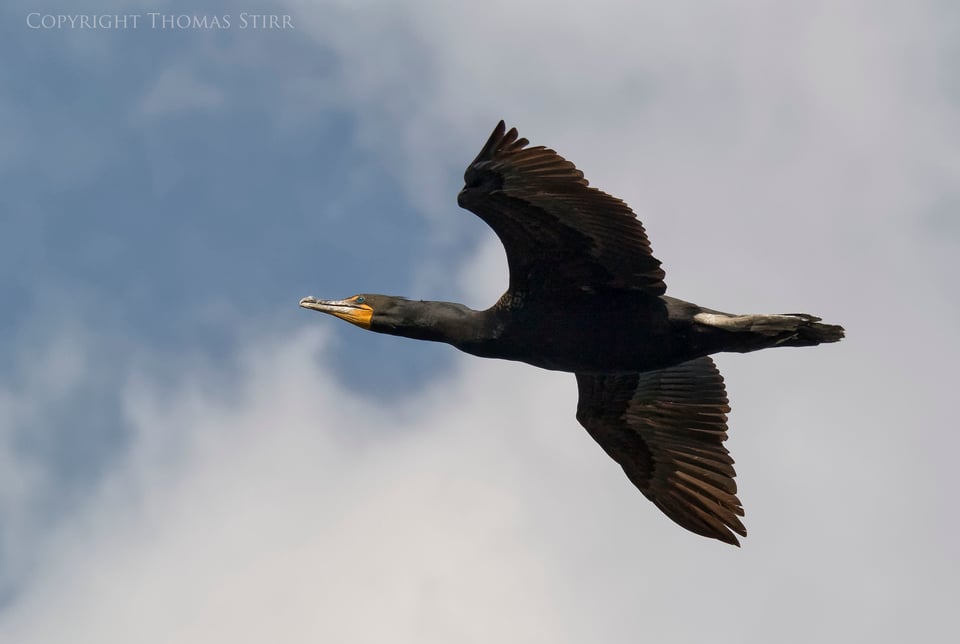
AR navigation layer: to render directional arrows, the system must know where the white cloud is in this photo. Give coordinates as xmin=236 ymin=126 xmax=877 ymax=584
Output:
xmin=0 ymin=309 xmax=954 ymax=642
xmin=288 ymin=0 xmax=958 ymax=265
xmin=0 ymin=326 xmax=575 ymax=642
xmin=0 ymin=327 xmax=93 ymax=590
xmin=139 ymin=67 xmax=224 ymax=117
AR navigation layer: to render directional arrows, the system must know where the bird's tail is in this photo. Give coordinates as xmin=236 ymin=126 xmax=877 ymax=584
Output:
xmin=693 ymin=311 xmax=845 ymax=350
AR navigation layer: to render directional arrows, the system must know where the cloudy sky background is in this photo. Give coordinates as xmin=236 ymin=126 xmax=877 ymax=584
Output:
xmin=1 ymin=0 xmax=958 ymax=641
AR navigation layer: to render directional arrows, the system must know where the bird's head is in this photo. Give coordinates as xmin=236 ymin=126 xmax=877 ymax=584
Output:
xmin=299 ymin=294 xmax=408 ymax=331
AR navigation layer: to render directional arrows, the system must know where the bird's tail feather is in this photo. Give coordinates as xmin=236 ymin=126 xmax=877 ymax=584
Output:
xmin=694 ymin=311 xmax=845 ymax=349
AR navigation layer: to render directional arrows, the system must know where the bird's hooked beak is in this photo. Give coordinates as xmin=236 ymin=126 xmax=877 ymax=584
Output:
xmin=299 ymin=296 xmax=374 ymax=329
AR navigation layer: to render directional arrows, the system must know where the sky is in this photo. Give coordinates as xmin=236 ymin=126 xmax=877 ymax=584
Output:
xmin=1 ymin=0 xmax=958 ymax=641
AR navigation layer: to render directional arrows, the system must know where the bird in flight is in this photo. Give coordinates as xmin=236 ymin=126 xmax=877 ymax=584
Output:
xmin=300 ymin=121 xmax=844 ymax=546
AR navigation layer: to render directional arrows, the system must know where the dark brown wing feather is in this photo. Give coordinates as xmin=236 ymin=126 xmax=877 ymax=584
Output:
xmin=575 ymin=357 xmax=746 ymax=546
xmin=457 ymin=121 xmax=666 ymax=298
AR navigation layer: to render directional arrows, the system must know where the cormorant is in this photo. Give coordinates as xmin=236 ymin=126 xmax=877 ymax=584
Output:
xmin=300 ymin=121 xmax=844 ymax=546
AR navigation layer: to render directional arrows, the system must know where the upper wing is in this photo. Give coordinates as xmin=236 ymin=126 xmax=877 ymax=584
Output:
xmin=575 ymin=357 xmax=746 ymax=546
xmin=457 ymin=121 xmax=666 ymax=298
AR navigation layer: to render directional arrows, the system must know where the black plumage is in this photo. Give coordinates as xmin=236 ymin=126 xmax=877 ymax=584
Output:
xmin=300 ymin=121 xmax=844 ymax=546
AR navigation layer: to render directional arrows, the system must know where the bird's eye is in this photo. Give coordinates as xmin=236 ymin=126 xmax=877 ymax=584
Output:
xmin=356 ymin=296 xmax=366 ymax=304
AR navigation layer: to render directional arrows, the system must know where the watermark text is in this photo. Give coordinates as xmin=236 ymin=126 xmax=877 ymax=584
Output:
xmin=26 ymin=13 xmax=294 ymax=30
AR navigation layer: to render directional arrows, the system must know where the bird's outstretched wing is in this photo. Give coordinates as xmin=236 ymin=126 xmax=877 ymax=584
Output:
xmin=458 ymin=121 xmax=667 ymax=298
xmin=575 ymin=357 xmax=746 ymax=546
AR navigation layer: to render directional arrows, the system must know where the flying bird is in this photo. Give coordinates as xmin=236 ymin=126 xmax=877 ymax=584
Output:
xmin=300 ymin=121 xmax=844 ymax=546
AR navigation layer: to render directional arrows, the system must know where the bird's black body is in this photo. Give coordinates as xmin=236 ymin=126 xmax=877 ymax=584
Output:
xmin=364 ymin=291 xmax=824 ymax=374
xmin=301 ymin=121 xmax=844 ymax=546
xmin=460 ymin=290 xmax=675 ymax=372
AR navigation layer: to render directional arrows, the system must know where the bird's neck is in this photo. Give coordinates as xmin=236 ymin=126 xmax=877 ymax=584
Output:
xmin=375 ymin=300 xmax=494 ymax=347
